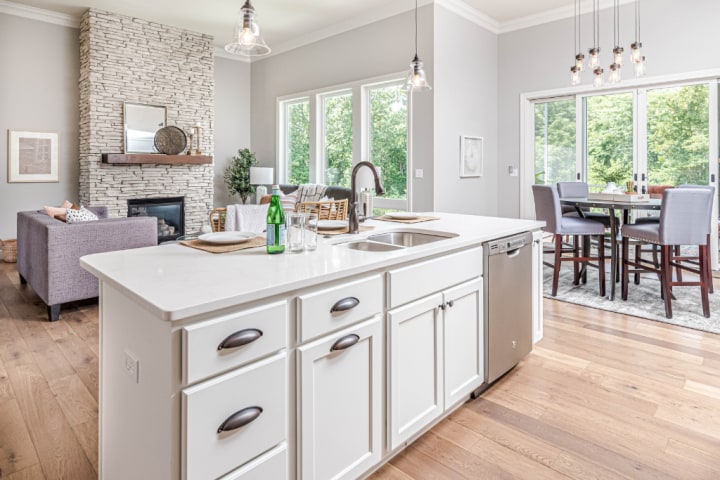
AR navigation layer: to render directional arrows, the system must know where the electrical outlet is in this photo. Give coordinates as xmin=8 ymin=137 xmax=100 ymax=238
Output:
xmin=508 ymin=165 xmax=519 ymax=177
xmin=124 ymin=351 xmax=140 ymax=384
xmin=415 ymin=169 xmax=424 ymax=179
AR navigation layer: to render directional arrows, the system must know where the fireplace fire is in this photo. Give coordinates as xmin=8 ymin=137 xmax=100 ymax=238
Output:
xmin=128 ymin=197 xmax=185 ymax=243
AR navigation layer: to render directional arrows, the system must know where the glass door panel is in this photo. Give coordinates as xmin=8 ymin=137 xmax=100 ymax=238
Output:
xmin=533 ymin=99 xmax=576 ymax=185
xmin=585 ymin=92 xmax=634 ymax=192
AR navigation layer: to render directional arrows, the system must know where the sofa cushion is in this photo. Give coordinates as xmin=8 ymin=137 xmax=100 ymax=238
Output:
xmin=66 ymin=207 xmax=99 ymax=223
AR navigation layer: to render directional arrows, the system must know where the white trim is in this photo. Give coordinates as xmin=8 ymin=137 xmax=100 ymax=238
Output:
xmin=0 ymin=0 xmax=78 ymax=28
xmin=435 ymin=0 xmax=499 ymax=34
xmin=498 ymin=0 xmax=635 ymax=34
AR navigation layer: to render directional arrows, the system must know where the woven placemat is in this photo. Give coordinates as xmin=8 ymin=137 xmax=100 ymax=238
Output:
xmin=374 ymin=215 xmax=440 ymax=224
xmin=180 ymin=236 xmax=265 ymax=253
xmin=319 ymin=225 xmax=375 ymax=236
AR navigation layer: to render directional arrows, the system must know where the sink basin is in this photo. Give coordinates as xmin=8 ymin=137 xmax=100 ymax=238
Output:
xmin=367 ymin=231 xmax=457 ymax=247
xmin=338 ymin=241 xmax=405 ymax=252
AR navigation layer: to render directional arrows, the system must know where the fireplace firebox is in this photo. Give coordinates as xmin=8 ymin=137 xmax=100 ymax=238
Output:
xmin=128 ymin=197 xmax=184 ymax=243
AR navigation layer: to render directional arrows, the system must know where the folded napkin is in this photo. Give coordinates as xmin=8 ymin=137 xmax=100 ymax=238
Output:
xmin=225 ymin=204 xmax=269 ymax=233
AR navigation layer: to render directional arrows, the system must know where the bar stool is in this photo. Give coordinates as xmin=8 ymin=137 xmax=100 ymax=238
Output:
xmin=621 ymin=188 xmax=713 ymax=318
xmin=532 ymin=185 xmax=606 ymax=297
xmin=556 ymin=181 xmax=612 ymax=227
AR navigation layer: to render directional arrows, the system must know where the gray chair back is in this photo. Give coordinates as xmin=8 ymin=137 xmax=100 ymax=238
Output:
xmin=659 ymin=188 xmax=714 ymax=245
xmin=556 ymin=182 xmax=589 ymax=198
xmin=677 ymin=184 xmax=716 ymax=235
xmin=532 ymin=185 xmax=562 ymax=234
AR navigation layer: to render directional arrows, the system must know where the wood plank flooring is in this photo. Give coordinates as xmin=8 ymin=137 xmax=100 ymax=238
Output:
xmin=0 ymin=261 xmax=719 ymax=479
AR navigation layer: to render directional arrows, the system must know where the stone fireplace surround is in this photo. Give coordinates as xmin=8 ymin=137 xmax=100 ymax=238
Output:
xmin=78 ymin=9 xmax=214 ymax=234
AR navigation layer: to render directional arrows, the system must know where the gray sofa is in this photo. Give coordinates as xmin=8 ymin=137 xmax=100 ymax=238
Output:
xmin=279 ymin=184 xmax=353 ymax=202
xmin=17 ymin=207 xmax=158 ymax=321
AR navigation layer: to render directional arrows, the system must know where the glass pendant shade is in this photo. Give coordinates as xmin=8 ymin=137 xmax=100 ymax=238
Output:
xmin=634 ymin=57 xmax=646 ymax=77
xmin=608 ymin=63 xmax=621 ymax=83
xmin=593 ymin=67 xmax=604 ymax=87
xmin=570 ymin=66 xmax=581 ymax=85
xmin=588 ymin=48 xmax=601 ymax=69
xmin=575 ymin=53 xmax=585 ymax=71
xmin=407 ymin=55 xmax=432 ymax=92
xmin=630 ymin=42 xmax=642 ymax=63
xmin=224 ymin=0 xmax=271 ymax=57
xmin=613 ymin=46 xmax=624 ymax=66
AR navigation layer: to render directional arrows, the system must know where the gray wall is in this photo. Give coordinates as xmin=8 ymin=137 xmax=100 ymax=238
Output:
xmin=433 ymin=5 xmax=497 ymax=216
xmin=0 ymin=14 xmax=79 ymax=241
xmin=214 ymin=57 xmax=252 ymax=207
xmin=250 ymin=6 xmax=435 ymax=212
xmin=497 ymin=0 xmax=720 ymax=218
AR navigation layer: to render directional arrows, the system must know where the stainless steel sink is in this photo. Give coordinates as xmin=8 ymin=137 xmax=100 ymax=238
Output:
xmin=367 ymin=231 xmax=457 ymax=247
xmin=338 ymin=241 xmax=404 ymax=252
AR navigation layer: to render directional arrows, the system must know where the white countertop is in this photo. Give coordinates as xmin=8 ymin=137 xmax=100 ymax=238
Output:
xmin=80 ymin=213 xmax=543 ymax=321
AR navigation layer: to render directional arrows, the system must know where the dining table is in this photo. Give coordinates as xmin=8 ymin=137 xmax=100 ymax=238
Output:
xmin=560 ymin=196 xmax=662 ymax=300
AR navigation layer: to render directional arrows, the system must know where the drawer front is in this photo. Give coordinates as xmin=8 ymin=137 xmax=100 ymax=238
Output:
xmin=183 ymin=352 xmax=286 ymax=480
xmin=183 ymin=301 xmax=287 ymax=385
xmin=298 ymin=274 xmax=382 ymax=343
xmin=220 ymin=442 xmax=288 ymax=480
xmin=387 ymin=247 xmax=482 ymax=308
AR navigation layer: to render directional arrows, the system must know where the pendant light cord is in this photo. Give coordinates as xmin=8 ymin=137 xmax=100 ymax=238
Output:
xmin=414 ymin=0 xmax=418 ymax=57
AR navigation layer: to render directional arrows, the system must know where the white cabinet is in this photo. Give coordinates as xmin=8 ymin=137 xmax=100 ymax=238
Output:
xmin=388 ymin=278 xmax=483 ymax=450
xmin=220 ymin=442 xmax=288 ymax=480
xmin=298 ymin=316 xmax=383 ymax=480
xmin=442 ymin=278 xmax=483 ymax=408
xmin=531 ymin=230 xmax=544 ymax=343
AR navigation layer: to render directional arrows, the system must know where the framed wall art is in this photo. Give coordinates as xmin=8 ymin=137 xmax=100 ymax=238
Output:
xmin=7 ymin=130 xmax=59 ymax=183
xmin=460 ymin=135 xmax=483 ymax=178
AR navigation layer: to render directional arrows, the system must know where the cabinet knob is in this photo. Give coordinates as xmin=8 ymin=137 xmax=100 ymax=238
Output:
xmin=330 ymin=334 xmax=360 ymax=352
xmin=438 ymin=303 xmax=445 ymax=310
xmin=330 ymin=297 xmax=360 ymax=313
xmin=217 ymin=328 xmax=263 ymax=351
xmin=217 ymin=406 xmax=263 ymax=434
xmin=447 ymin=300 xmax=454 ymax=308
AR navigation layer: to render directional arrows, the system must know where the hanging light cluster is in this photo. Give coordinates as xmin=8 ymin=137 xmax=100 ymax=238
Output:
xmin=570 ymin=0 xmax=647 ymax=86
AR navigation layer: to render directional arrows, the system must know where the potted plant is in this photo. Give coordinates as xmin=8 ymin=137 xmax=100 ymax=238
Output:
xmin=224 ymin=148 xmax=258 ymax=204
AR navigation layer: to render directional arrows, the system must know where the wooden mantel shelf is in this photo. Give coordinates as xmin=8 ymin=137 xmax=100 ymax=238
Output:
xmin=101 ymin=153 xmax=213 ymax=165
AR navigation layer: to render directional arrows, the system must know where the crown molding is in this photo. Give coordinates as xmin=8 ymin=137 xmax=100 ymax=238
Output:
xmin=0 ymin=0 xmax=78 ymax=28
xmin=498 ymin=0 xmax=636 ymax=34
xmin=435 ymin=0 xmax=500 ymax=34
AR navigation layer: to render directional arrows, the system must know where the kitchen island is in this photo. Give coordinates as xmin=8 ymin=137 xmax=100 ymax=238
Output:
xmin=81 ymin=212 xmax=544 ymax=480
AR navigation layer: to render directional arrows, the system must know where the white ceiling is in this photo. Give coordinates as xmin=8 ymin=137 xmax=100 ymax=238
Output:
xmin=1 ymin=0 xmax=627 ymax=54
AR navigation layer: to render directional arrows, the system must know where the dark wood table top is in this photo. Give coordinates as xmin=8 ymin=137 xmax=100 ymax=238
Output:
xmin=560 ymin=197 xmax=662 ymax=211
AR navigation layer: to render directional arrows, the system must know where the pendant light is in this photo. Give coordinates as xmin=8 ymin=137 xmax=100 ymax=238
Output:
xmin=224 ymin=0 xmax=271 ymax=57
xmin=570 ymin=0 xmax=583 ymax=85
xmin=630 ymin=0 xmax=646 ymax=76
xmin=406 ymin=0 xmax=431 ymax=92
xmin=590 ymin=0 xmax=603 ymax=86
xmin=608 ymin=0 xmax=622 ymax=83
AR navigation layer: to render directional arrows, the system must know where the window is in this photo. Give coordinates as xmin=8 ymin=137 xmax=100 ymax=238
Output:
xmin=585 ymin=92 xmax=634 ymax=188
xmin=278 ymin=75 xmax=410 ymax=210
xmin=533 ymin=99 xmax=576 ymax=185
xmin=285 ymin=99 xmax=310 ymax=185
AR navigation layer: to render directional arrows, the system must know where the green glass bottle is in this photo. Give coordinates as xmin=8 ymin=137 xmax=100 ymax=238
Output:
xmin=266 ymin=185 xmax=285 ymax=254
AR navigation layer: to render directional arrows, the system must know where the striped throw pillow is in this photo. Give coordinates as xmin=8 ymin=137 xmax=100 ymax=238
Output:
xmin=280 ymin=192 xmax=297 ymax=213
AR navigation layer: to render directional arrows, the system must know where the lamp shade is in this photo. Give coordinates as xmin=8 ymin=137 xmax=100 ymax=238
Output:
xmin=250 ymin=167 xmax=274 ymax=185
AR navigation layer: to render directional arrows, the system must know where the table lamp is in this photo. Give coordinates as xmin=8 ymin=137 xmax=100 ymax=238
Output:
xmin=250 ymin=167 xmax=274 ymax=203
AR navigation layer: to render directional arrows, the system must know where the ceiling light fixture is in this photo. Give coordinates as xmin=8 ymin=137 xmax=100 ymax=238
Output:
xmin=406 ymin=0 xmax=431 ymax=93
xmin=631 ymin=0 xmax=646 ymax=76
xmin=224 ymin=0 xmax=271 ymax=57
xmin=590 ymin=0 xmax=603 ymax=87
xmin=570 ymin=0 xmax=583 ymax=85
xmin=608 ymin=0 xmax=622 ymax=83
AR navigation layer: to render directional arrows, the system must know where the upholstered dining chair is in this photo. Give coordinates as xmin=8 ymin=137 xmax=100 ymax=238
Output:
xmin=532 ymin=185 xmax=606 ymax=297
xmin=556 ymin=181 xmax=612 ymax=227
xmin=621 ymin=188 xmax=713 ymax=318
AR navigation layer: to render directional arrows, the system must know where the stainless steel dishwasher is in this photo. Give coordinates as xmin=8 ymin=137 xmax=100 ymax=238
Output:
xmin=482 ymin=232 xmax=533 ymax=385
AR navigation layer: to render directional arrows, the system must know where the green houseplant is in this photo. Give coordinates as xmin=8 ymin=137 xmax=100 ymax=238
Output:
xmin=224 ymin=148 xmax=258 ymax=204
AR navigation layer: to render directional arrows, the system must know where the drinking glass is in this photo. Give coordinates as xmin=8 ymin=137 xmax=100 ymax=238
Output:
xmin=286 ymin=213 xmax=305 ymax=253
xmin=303 ymin=213 xmax=318 ymax=251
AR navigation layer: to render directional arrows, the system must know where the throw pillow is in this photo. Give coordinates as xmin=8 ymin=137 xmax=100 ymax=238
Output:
xmin=280 ymin=192 xmax=298 ymax=214
xmin=66 ymin=206 xmax=99 ymax=223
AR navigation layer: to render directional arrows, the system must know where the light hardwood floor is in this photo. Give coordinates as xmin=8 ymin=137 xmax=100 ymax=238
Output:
xmin=1 ymin=261 xmax=719 ymax=479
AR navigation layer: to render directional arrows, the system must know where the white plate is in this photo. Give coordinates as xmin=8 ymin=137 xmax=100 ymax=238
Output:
xmin=198 ymin=231 xmax=256 ymax=244
xmin=385 ymin=212 xmax=419 ymax=220
xmin=316 ymin=220 xmax=347 ymax=230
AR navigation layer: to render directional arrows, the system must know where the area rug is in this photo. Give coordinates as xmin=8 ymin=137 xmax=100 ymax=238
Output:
xmin=543 ymin=260 xmax=720 ymax=335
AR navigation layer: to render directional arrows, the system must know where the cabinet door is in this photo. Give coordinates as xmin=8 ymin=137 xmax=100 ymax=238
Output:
xmin=298 ymin=316 xmax=382 ymax=480
xmin=531 ymin=230 xmax=544 ymax=343
xmin=443 ymin=278 xmax=483 ymax=408
xmin=388 ymin=293 xmax=444 ymax=450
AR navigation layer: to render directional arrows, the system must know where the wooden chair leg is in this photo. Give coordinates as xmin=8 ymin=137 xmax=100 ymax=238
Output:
xmin=582 ymin=236 xmax=590 ymax=284
xmin=700 ymin=244 xmax=710 ymax=317
xmin=634 ymin=244 xmax=641 ymax=285
xmin=621 ymin=237 xmax=629 ymax=300
xmin=552 ymin=234 xmax=562 ymax=297
xmin=661 ymin=246 xmax=673 ymax=319
xmin=674 ymin=245 xmax=683 ymax=283
xmin=573 ymin=235 xmax=580 ymax=285
xmin=598 ymin=234 xmax=606 ymax=297
xmin=707 ymin=234 xmax=714 ymax=294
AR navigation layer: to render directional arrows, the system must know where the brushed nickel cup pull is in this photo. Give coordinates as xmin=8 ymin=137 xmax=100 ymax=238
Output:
xmin=217 ymin=406 xmax=263 ymax=434
xmin=330 ymin=334 xmax=360 ymax=352
xmin=217 ymin=328 xmax=263 ymax=351
xmin=330 ymin=297 xmax=360 ymax=313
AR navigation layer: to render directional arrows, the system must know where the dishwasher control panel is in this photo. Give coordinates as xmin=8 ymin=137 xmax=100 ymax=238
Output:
xmin=485 ymin=235 xmax=529 ymax=254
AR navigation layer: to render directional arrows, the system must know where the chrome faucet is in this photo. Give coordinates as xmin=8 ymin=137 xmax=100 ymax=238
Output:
xmin=349 ymin=161 xmax=385 ymax=234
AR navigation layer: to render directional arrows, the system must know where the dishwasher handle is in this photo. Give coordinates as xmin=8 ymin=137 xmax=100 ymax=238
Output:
xmin=505 ymin=248 xmax=521 ymax=258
